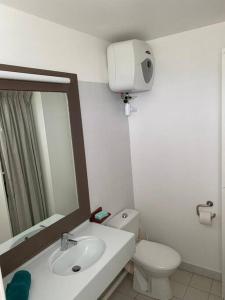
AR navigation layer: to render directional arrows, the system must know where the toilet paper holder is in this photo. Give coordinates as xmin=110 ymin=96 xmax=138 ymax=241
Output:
xmin=196 ymin=201 xmax=216 ymax=219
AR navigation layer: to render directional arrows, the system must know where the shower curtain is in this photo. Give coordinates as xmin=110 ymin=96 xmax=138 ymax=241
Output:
xmin=0 ymin=91 xmax=49 ymax=235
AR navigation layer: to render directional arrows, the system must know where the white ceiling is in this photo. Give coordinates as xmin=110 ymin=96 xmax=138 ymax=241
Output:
xmin=1 ymin=0 xmax=225 ymax=42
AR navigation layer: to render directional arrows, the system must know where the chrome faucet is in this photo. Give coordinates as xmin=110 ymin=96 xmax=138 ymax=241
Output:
xmin=61 ymin=233 xmax=78 ymax=251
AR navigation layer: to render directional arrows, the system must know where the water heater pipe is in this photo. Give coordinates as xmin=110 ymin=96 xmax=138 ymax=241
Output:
xmin=121 ymin=93 xmax=137 ymax=117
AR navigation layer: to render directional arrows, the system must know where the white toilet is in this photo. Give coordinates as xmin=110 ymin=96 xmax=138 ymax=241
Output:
xmin=107 ymin=209 xmax=181 ymax=300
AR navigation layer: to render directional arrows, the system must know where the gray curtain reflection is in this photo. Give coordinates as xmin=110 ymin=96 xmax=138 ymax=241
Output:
xmin=0 ymin=91 xmax=49 ymax=235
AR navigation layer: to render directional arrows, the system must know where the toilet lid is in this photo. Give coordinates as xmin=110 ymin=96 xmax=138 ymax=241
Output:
xmin=134 ymin=240 xmax=181 ymax=271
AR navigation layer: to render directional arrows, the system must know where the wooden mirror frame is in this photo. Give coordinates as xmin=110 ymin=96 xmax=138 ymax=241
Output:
xmin=0 ymin=64 xmax=90 ymax=276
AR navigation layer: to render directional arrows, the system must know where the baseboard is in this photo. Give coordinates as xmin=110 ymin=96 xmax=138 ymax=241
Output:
xmin=180 ymin=261 xmax=222 ymax=281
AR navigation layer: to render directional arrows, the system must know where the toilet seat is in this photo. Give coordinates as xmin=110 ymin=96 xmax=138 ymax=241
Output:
xmin=133 ymin=240 xmax=181 ymax=275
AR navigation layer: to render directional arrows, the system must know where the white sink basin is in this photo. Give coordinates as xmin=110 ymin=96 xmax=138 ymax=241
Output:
xmin=49 ymin=236 xmax=106 ymax=276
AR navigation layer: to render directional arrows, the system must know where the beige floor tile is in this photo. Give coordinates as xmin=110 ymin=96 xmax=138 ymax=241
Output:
xmin=211 ymin=280 xmax=222 ymax=296
xmin=183 ymin=287 xmax=209 ymax=300
xmin=189 ymin=274 xmax=212 ymax=292
xmin=171 ymin=280 xmax=187 ymax=299
xmin=109 ymin=291 xmax=133 ymax=300
xmin=117 ymin=276 xmax=137 ymax=298
xmin=171 ymin=269 xmax=193 ymax=285
xmin=135 ymin=293 xmax=155 ymax=300
xmin=208 ymin=294 xmax=222 ymax=300
xmin=136 ymin=297 xmax=180 ymax=300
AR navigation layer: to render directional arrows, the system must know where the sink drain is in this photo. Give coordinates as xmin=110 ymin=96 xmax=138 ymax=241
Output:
xmin=72 ymin=265 xmax=81 ymax=272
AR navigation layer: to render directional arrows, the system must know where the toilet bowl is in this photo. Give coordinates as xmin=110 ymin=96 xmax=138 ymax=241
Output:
xmin=106 ymin=209 xmax=181 ymax=300
xmin=133 ymin=240 xmax=181 ymax=299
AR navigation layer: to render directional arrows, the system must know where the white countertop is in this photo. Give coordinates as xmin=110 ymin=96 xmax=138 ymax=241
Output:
xmin=4 ymin=221 xmax=135 ymax=300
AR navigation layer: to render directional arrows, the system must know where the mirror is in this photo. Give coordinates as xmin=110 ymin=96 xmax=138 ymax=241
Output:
xmin=0 ymin=90 xmax=79 ymax=255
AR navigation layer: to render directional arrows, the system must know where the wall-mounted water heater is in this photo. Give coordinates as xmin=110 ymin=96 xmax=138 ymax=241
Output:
xmin=107 ymin=39 xmax=154 ymax=116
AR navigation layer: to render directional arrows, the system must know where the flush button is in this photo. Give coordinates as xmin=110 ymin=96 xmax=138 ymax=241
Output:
xmin=122 ymin=213 xmax=128 ymax=218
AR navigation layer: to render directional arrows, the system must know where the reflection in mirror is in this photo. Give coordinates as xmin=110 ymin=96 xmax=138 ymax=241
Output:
xmin=0 ymin=91 xmax=79 ymax=255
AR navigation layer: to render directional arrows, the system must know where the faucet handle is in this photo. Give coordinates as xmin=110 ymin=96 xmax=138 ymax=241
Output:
xmin=61 ymin=232 xmax=73 ymax=240
xmin=61 ymin=233 xmax=77 ymax=251
xmin=61 ymin=232 xmax=73 ymax=239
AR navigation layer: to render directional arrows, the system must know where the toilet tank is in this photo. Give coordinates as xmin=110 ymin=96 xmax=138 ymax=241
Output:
xmin=106 ymin=209 xmax=140 ymax=240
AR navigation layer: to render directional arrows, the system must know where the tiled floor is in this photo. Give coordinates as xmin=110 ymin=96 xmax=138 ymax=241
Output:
xmin=109 ymin=269 xmax=222 ymax=300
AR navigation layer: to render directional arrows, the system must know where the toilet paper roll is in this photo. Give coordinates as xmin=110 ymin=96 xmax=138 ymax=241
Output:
xmin=199 ymin=211 xmax=212 ymax=225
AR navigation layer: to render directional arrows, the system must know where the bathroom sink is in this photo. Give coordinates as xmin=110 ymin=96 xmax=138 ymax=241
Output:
xmin=49 ymin=236 xmax=106 ymax=276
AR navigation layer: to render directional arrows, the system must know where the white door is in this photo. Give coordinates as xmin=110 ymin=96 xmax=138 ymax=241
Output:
xmin=222 ymin=48 xmax=225 ymax=300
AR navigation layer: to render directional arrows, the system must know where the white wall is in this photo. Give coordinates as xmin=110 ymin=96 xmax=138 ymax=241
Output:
xmin=32 ymin=92 xmax=79 ymax=216
xmin=0 ymin=4 xmax=134 ymax=217
xmin=41 ymin=92 xmax=79 ymax=215
xmin=31 ymin=92 xmax=55 ymax=215
xmin=129 ymin=22 xmax=225 ymax=272
xmin=79 ymin=82 xmax=134 ymax=214
xmin=0 ymin=4 xmax=109 ymax=83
